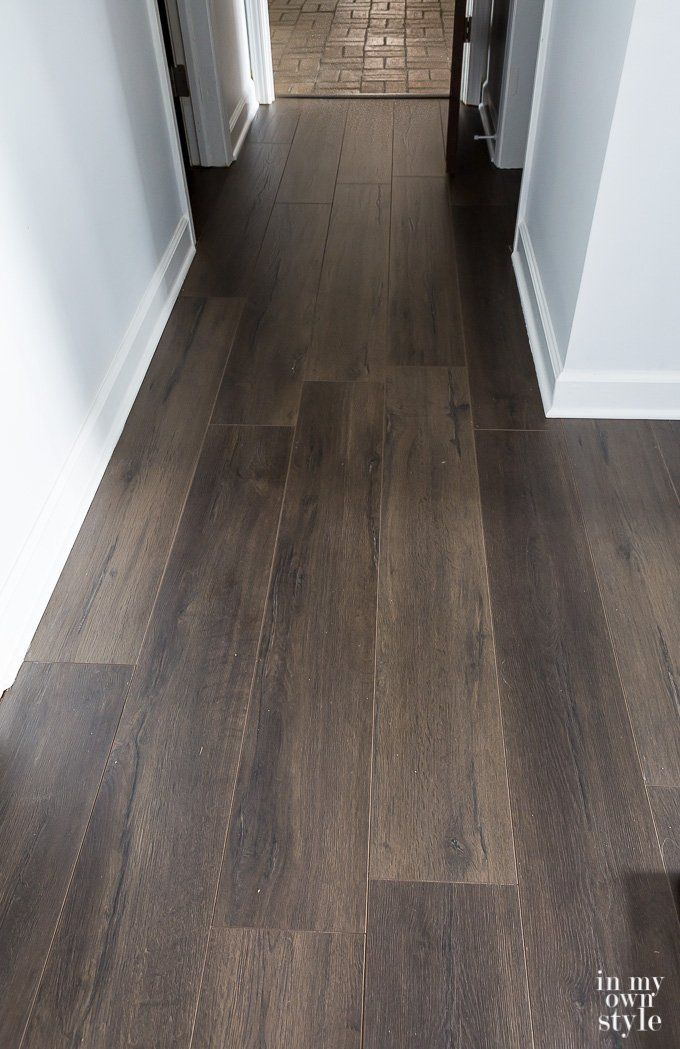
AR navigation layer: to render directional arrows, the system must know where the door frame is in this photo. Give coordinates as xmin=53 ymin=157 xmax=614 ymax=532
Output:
xmin=445 ymin=0 xmax=471 ymax=172
xmin=245 ymin=0 xmax=276 ymax=104
xmin=154 ymin=0 xmax=275 ymax=168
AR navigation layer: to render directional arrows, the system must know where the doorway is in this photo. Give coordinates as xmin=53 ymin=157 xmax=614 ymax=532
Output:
xmin=268 ymin=0 xmax=455 ymax=97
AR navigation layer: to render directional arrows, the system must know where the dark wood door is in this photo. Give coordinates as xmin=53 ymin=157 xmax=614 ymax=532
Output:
xmin=445 ymin=2 xmax=470 ymax=173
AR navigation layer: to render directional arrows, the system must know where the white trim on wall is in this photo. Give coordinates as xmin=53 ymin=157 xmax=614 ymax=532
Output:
xmin=175 ymin=0 xmax=232 ymax=165
xmin=0 ymin=219 xmax=195 ymax=692
xmin=245 ymin=0 xmax=276 ymax=103
xmin=549 ymin=371 xmax=680 ymax=419
xmin=230 ymin=83 xmax=260 ymax=158
xmin=512 ymin=220 xmax=560 ymax=413
xmin=513 ymin=222 xmax=680 ymax=419
xmin=147 ymin=0 xmax=196 ymax=236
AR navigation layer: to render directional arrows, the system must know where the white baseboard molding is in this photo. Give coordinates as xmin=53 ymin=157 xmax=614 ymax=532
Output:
xmin=513 ymin=221 xmax=680 ymax=419
xmin=0 ymin=216 xmax=195 ymax=693
xmin=230 ymin=82 xmax=259 ymax=160
xmin=550 ymin=369 xmax=680 ymax=418
xmin=512 ymin=220 xmax=563 ymax=414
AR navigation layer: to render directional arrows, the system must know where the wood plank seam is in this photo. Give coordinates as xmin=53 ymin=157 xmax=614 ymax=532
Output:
xmin=560 ymin=425 xmax=680 ymax=935
xmin=469 ymin=420 xmax=537 ymax=1049
xmin=14 ymin=664 xmax=135 ymax=1049
xmin=186 ymin=426 xmax=298 ymax=1049
xmin=360 ymin=377 xmax=386 ymax=1049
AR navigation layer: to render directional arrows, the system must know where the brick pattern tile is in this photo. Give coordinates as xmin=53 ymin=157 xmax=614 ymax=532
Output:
xmin=270 ymin=0 xmax=454 ymax=96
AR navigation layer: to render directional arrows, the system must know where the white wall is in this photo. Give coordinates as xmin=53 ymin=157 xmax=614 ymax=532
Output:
xmin=566 ymin=1 xmax=680 ymax=376
xmin=516 ymin=0 xmax=636 ymax=357
xmin=0 ymin=0 xmax=194 ymax=688
xmin=513 ymin=0 xmax=680 ymax=417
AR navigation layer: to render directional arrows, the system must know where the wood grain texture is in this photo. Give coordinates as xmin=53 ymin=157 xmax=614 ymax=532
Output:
xmin=248 ymin=99 xmax=302 ymax=144
xmin=30 ymin=297 xmax=244 ymax=665
xmin=649 ymin=786 xmax=680 ymax=920
xmin=192 ymin=929 xmax=363 ymax=1049
xmin=388 ymin=177 xmax=464 ymax=365
xmin=564 ymin=420 xmax=680 ymax=786
xmin=393 ymin=99 xmax=445 ymax=177
xmin=306 ymin=184 xmax=390 ymax=381
xmin=337 ymin=100 xmax=393 ymax=184
xmin=477 ymin=430 xmax=680 ymax=1049
xmin=211 ymin=204 xmax=331 ymax=426
xmin=454 ymin=205 xmax=547 ymax=429
xmin=363 ymin=881 xmax=532 ymax=1049
xmin=216 ymin=381 xmax=382 ymax=932
xmin=370 ymin=368 xmax=515 ymax=883
xmin=24 ymin=426 xmax=291 ymax=1049
xmin=0 ymin=662 xmax=131 ymax=1049
xmin=182 ymin=144 xmax=289 ymax=296
xmin=277 ymin=101 xmax=348 ymax=203
xmin=654 ymin=421 xmax=680 ymax=501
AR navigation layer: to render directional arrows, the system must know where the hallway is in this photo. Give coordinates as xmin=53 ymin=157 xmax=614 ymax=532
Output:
xmin=2 ymin=99 xmax=680 ymax=1048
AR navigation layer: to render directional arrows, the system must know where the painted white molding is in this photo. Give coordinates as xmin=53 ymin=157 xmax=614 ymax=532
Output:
xmin=230 ymin=83 xmax=260 ymax=159
xmin=513 ymin=222 xmax=680 ymax=420
xmin=146 ymin=0 xmax=196 ymax=237
xmin=512 ymin=220 xmax=561 ymax=413
xmin=175 ymin=0 xmax=232 ymax=165
xmin=245 ymin=0 xmax=276 ymax=103
xmin=550 ymin=370 xmax=680 ymax=419
xmin=0 ymin=218 xmax=195 ymax=692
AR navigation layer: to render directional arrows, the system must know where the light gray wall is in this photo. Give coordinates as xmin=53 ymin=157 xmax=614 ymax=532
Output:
xmin=520 ymin=0 xmax=636 ymax=360
xmin=0 ymin=0 xmax=192 ymax=685
xmin=567 ymin=0 xmax=680 ymax=375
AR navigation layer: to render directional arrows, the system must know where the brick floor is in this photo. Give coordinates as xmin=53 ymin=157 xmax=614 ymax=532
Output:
xmin=270 ymin=0 xmax=454 ymax=96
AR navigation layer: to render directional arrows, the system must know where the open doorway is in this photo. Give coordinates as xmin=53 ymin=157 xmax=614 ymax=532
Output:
xmin=268 ymin=0 xmax=455 ymax=97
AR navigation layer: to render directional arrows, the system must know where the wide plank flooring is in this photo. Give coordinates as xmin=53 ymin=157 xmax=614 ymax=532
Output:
xmin=24 ymin=426 xmax=291 ymax=1048
xmin=4 ymin=99 xmax=680 ymax=1048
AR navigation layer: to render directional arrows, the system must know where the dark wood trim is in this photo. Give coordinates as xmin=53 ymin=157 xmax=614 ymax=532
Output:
xmin=446 ymin=1 xmax=469 ymax=173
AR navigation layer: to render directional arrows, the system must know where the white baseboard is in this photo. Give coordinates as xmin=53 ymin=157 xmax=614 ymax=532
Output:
xmin=512 ymin=220 xmax=563 ymax=414
xmin=0 ymin=216 xmax=195 ymax=692
xmin=550 ymin=369 xmax=680 ymax=418
xmin=513 ymin=220 xmax=680 ymax=419
xmin=230 ymin=82 xmax=259 ymax=160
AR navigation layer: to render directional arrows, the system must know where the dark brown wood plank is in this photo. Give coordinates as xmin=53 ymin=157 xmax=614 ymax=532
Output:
xmin=393 ymin=99 xmax=445 ymax=177
xmin=277 ymin=101 xmax=348 ymax=203
xmin=192 ymin=929 xmax=363 ymax=1049
xmin=454 ymin=205 xmax=547 ymax=429
xmin=388 ymin=177 xmax=464 ymax=365
xmin=370 ymin=368 xmax=515 ymax=883
xmin=477 ymin=429 xmax=680 ymax=1049
xmin=654 ymin=421 xmax=680 ymax=501
xmin=363 ymin=881 xmax=532 ymax=1049
xmin=30 ymin=297 xmax=244 ymax=665
xmin=649 ymin=786 xmax=680 ymax=920
xmin=0 ymin=662 xmax=131 ymax=1049
xmin=337 ymin=100 xmax=393 ymax=184
xmin=215 ymin=381 xmax=382 ymax=932
xmin=23 ymin=426 xmax=292 ymax=1049
xmin=211 ymin=204 xmax=331 ymax=426
xmin=564 ymin=420 xmax=680 ymax=786
xmin=306 ymin=184 xmax=389 ymax=381
xmin=443 ymin=103 xmax=521 ymax=207
xmin=248 ymin=99 xmax=302 ymax=144
xmin=182 ymin=144 xmax=289 ymax=297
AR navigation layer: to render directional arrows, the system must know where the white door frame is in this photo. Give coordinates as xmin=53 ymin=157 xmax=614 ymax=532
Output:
xmin=173 ymin=0 xmax=232 ymax=165
xmin=462 ymin=0 xmax=493 ymax=106
xmin=245 ymin=0 xmax=276 ymax=103
xmin=158 ymin=0 xmax=275 ymax=168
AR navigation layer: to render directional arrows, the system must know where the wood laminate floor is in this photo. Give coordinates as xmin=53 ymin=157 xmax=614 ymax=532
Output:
xmin=2 ymin=99 xmax=680 ymax=1048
